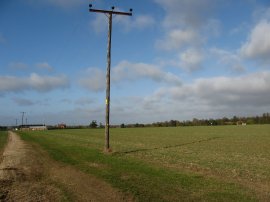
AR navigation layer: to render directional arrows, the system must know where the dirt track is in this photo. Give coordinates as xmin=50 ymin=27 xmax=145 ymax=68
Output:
xmin=0 ymin=131 xmax=133 ymax=202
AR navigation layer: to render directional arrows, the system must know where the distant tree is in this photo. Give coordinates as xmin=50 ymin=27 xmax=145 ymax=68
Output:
xmin=120 ymin=123 xmax=125 ymax=128
xmin=232 ymin=116 xmax=239 ymax=124
xmin=246 ymin=118 xmax=254 ymax=125
xmin=169 ymin=120 xmax=177 ymax=127
xmin=256 ymin=116 xmax=261 ymax=124
xmin=262 ymin=113 xmax=270 ymax=124
xmin=99 ymin=122 xmax=104 ymax=128
xmin=129 ymin=112 xmax=270 ymax=128
xmin=221 ymin=117 xmax=229 ymax=125
xmin=89 ymin=120 xmax=98 ymax=128
xmin=0 ymin=126 xmax=7 ymax=131
xmin=192 ymin=118 xmax=199 ymax=126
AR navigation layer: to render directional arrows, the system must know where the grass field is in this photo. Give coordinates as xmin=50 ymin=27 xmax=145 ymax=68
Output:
xmin=19 ymin=125 xmax=270 ymax=201
xmin=0 ymin=131 xmax=8 ymax=152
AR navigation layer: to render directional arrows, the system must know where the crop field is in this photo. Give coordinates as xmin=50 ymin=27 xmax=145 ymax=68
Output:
xmin=19 ymin=125 xmax=270 ymax=201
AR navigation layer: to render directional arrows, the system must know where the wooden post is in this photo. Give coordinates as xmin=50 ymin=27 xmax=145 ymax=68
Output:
xmin=105 ymin=13 xmax=112 ymax=152
xmin=89 ymin=5 xmax=132 ymax=153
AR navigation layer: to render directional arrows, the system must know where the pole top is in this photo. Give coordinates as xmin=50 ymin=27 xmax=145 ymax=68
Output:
xmin=89 ymin=4 xmax=132 ymax=16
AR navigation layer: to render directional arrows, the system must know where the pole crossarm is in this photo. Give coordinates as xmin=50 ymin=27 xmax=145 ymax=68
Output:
xmin=89 ymin=8 xmax=132 ymax=16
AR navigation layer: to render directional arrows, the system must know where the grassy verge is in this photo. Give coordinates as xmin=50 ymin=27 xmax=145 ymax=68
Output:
xmin=18 ymin=127 xmax=261 ymax=202
xmin=0 ymin=131 xmax=8 ymax=152
xmin=0 ymin=131 xmax=8 ymax=164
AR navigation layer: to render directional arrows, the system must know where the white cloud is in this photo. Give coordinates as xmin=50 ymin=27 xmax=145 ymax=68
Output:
xmin=155 ymin=0 xmax=224 ymax=57
xmin=155 ymin=0 xmax=220 ymax=53
xmin=156 ymin=29 xmax=200 ymax=51
xmin=180 ymin=49 xmax=204 ymax=71
xmin=116 ymin=15 xmax=155 ymax=31
xmin=90 ymin=14 xmax=107 ymax=33
xmin=7 ymin=72 xmax=270 ymax=124
xmin=210 ymin=48 xmax=245 ymax=73
xmin=79 ymin=61 xmax=182 ymax=92
xmin=78 ymin=68 xmax=106 ymax=92
xmin=91 ymin=14 xmax=155 ymax=33
xmin=112 ymin=61 xmax=182 ymax=85
xmin=157 ymin=48 xmax=205 ymax=72
xmin=0 ymin=73 xmax=69 ymax=93
xmin=133 ymin=15 xmax=156 ymax=29
xmin=169 ymin=71 xmax=270 ymax=107
xmin=252 ymin=6 xmax=270 ymax=22
xmin=125 ymin=71 xmax=270 ymax=122
xmin=155 ymin=0 xmax=217 ymax=29
xmin=241 ymin=20 xmax=270 ymax=63
xmin=36 ymin=62 xmax=54 ymax=71
xmin=29 ymin=73 xmax=69 ymax=92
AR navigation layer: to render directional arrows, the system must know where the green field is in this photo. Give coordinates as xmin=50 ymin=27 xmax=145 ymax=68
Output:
xmin=19 ymin=125 xmax=270 ymax=201
xmin=0 ymin=131 xmax=8 ymax=152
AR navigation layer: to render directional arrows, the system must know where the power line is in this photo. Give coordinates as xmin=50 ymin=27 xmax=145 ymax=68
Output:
xmin=89 ymin=4 xmax=132 ymax=153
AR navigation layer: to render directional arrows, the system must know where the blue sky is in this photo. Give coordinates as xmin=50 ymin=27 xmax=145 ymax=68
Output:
xmin=1 ymin=0 xmax=270 ymax=126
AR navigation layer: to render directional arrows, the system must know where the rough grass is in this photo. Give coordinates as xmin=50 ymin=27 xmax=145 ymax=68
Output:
xmin=19 ymin=125 xmax=270 ymax=201
xmin=0 ymin=131 xmax=8 ymax=153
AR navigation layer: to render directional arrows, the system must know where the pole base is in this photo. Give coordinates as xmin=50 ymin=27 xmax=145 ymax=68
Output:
xmin=104 ymin=147 xmax=112 ymax=153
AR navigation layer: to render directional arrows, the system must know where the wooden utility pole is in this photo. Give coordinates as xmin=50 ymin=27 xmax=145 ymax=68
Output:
xmin=20 ymin=112 xmax=26 ymax=128
xmin=89 ymin=5 xmax=132 ymax=152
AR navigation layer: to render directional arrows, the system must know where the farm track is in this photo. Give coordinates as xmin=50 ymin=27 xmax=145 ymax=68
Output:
xmin=0 ymin=131 xmax=133 ymax=202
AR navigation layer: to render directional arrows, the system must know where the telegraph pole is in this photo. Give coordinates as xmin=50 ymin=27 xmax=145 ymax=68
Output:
xmin=20 ymin=112 xmax=26 ymax=128
xmin=89 ymin=4 xmax=132 ymax=152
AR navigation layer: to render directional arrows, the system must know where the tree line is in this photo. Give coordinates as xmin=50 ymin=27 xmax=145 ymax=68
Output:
xmin=12 ymin=113 xmax=268 ymax=130
xmin=120 ymin=113 xmax=270 ymax=128
xmin=0 ymin=126 xmax=7 ymax=131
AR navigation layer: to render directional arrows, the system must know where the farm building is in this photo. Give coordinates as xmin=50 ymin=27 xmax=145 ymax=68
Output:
xmin=58 ymin=123 xmax=67 ymax=129
xmin=236 ymin=121 xmax=247 ymax=126
xmin=20 ymin=124 xmax=47 ymax=131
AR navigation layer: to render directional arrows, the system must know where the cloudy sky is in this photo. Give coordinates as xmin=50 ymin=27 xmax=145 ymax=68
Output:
xmin=1 ymin=0 xmax=270 ymax=126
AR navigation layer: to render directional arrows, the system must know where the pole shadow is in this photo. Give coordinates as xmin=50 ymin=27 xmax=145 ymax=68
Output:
xmin=113 ymin=136 xmax=222 ymax=156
